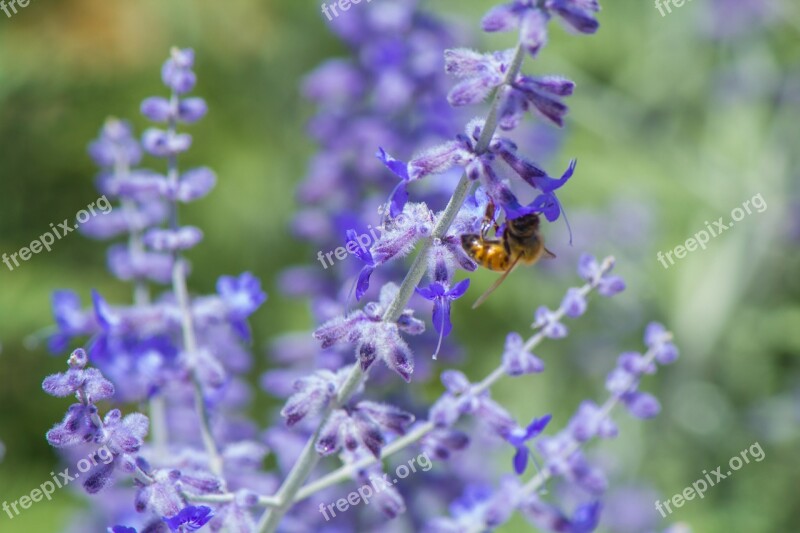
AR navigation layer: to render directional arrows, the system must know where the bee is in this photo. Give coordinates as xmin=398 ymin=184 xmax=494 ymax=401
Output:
xmin=461 ymin=201 xmax=555 ymax=308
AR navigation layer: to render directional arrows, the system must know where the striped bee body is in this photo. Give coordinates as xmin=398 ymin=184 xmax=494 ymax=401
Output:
xmin=460 ymin=210 xmax=553 ymax=307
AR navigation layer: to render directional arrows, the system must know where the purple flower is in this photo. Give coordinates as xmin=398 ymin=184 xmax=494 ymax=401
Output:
xmin=561 ymin=287 xmax=587 ymax=318
xmin=79 ymin=202 xmax=168 ymax=240
xmin=421 ymin=427 xmax=470 ymax=461
xmin=108 ymin=527 xmax=137 ymax=533
xmin=346 ymin=229 xmax=377 ymax=301
xmin=142 ymin=127 xmax=193 ymax=158
xmin=143 ymin=226 xmax=203 ymax=252
xmin=605 ymin=367 xmax=638 ymax=396
xmin=499 ymin=152 xmax=576 ymax=237
xmin=521 ymin=496 xmax=602 ymax=533
xmin=140 ymin=97 xmax=173 ymax=122
xmin=532 ymin=306 xmax=568 ymax=338
xmin=408 ymin=139 xmax=474 ymax=181
xmin=500 ymin=75 xmax=575 ymax=129
xmin=161 ymin=48 xmax=197 ymax=94
xmin=216 ymin=272 xmax=267 ymax=341
xmin=103 ymin=410 xmax=150 ymax=455
xmin=358 ymin=464 xmax=407 ymax=518
xmin=502 ymin=332 xmax=544 ymax=375
xmin=107 ymin=245 xmax=173 ymax=284
xmin=506 ymin=414 xmax=552 ymax=474
xmin=177 ymin=98 xmax=209 ymax=123
xmin=357 ymin=400 xmax=415 ymax=434
xmin=45 ymin=403 xmax=100 ymax=448
xmin=141 ymin=96 xmax=208 ymax=124
xmin=441 ymin=369 xmax=471 ymax=395
xmin=163 ymin=505 xmax=214 ymax=532
xmin=415 ymin=279 xmax=470 ymax=358
xmin=571 ymin=500 xmax=602 ymax=532
xmin=427 ymin=478 xmax=523 ymax=531
xmin=443 ymin=49 xmax=515 ymax=106
xmin=42 ymin=349 xmax=115 ymax=401
xmin=617 ymin=351 xmax=656 ymax=376
xmin=377 ymin=148 xmax=412 ymax=217
xmin=644 ymin=322 xmax=679 ymax=364
xmin=567 ymin=401 xmax=617 ymax=442
xmin=166 ymin=167 xmax=217 ymax=203
xmin=482 ymin=0 xmax=600 ymax=57
xmin=280 ymin=369 xmax=341 ymax=426
xmin=49 ymin=291 xmax=99 ymax=352
xmin=88 ymin=119 xmax=142 ymax=168
xmin=370 ymin=202 xmax=435 ymax=263
xmin=621 ymin=391 xmax=661 ymax=419
xmin=316 ymin=409 xmax=382 ymax=457
xmin=577 ymin=254 xmax=625 ymax=296
xmin=313 ymin=284 xmax=424 ymax=381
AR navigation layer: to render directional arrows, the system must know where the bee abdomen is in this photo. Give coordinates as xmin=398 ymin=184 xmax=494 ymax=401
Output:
xmin=462 ymin=235 xmax=511 ymax=272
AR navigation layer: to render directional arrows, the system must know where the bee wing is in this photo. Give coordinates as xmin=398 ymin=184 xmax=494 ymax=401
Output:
xmin=472 ymin=253 xmax=523 ymax=309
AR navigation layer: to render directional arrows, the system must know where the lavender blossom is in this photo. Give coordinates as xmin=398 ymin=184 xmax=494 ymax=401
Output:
xmin=313 ymin=284 xmax=425 ymax=381
xmin=163 ymin=505 xmax=214 ymax=532
xmin=35 ymin=2 xmax=690 ymax=532
xmin=482 ymin=0 xmax=601 ymax=57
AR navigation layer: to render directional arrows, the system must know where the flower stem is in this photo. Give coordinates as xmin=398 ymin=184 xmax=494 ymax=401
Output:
xmin=382 ymin=42 xmax=525 ymax=323
xmin=183 ymin=490 xmax=280 ymax=507
xmin=113 ymin=144 xmax=168 ymax=457
xmin=519 ymin=341 xmax=663 ymax=497
xmin=256 ymin=43 xmax=526 ymax=533
xmin=172 ymin=259 xmax=225 ymax=480
xmin=289 ymin=274 xmax=601 ymax=505
xmin=254 ymin=363 xmax=364 ymax=531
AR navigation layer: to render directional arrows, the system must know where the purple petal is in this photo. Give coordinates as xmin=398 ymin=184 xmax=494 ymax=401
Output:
xmin=447 ymin=279 xmax=471 ymax=299
xmin=163 ymin=505 xmax=214 ymax=532
xmin=432 ymin=299 xmax=452 ymax=337
xmin=376 ymin=148 xmax=410 ymax=181
xmin=513 ymin=446 xmax=529 ymax=475
xmin=177 ymin=97 xmax=208 ymax=123
xmin=561 ymin=287 xmax=587 ymax=318
xmin=140 ymin=97 xmax=173 ymax=122
xmin=524 ymin=413 xmax=552 ymax=439
xmin=482 ymin=4 xmax=520 ymax=32
xmin=520 ymin=8 xmax=550 ymax=56
xmin=355 ymin=266 xmax=375 ymax=302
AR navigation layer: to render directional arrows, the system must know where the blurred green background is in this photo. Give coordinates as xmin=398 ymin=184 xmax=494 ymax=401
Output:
xmin=0 ymin=0 xmax=798 ymax=531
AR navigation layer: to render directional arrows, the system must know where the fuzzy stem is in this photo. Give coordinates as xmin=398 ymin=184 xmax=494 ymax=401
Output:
xmin=290 ymin=271 xmax=605 ymax=504
xmin=255 ymin=43 xmax=526 ymax=533
xmin=517 ymin=342 xmax=663 ymax=498
xmin=254 ymin=364 xmax=364 ymax=530
xmin=172 ymin=259 xmax=225 ymax=480
xmin=183 ymin=490 xmax=281 ymax=507
xmin=162 ymin=91 xmax=224 ymax=481
xmin=112 ymin=141 xmax=167 ymax=457
xmin=382 ymin=42 xmax=525 ymax=323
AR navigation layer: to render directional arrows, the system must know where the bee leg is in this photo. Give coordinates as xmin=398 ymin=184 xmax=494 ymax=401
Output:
xmin=544 ymin=247 xmax=556 ymax=259
xmin=480 ymin=199 xmax=500 ymax=238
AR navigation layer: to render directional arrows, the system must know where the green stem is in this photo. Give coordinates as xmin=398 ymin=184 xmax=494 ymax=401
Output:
xmin=256 ymin=42 xmax=526 ymax=533
xmin=172 ymin=259 xmax=225 ymax=480
xmin=291 ymin=273 xmax=602 ymax=504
